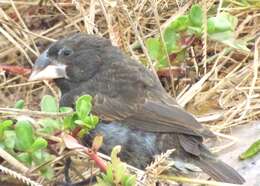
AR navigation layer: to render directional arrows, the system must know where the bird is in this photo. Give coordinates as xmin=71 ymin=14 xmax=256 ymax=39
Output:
xmin=29 ymin=33 xmax=245 ymax=184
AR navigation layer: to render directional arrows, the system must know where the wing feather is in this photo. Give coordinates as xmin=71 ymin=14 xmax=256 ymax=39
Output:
xmin=93 ymin=94 xmax=215 ymax=138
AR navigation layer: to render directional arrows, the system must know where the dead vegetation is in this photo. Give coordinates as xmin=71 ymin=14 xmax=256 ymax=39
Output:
xmin=0 ymin=0 xmax=260 ymax=185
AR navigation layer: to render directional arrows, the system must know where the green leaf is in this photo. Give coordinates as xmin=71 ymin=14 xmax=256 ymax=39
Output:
xmin=207 ymin=13 xmax=238 ymax=34
xmin=0 ymin=120 xmax=13 ymax=138
xmin=78 ymin=128 xmax=88 ymax=137
xmin=63 ymin=114 xmax=78 ymax=130
xmin=82 ymin=115 xmax=99 ymax=129
xmin=15 ymin=120 xmax=34 ymax=151
xmin=110 ymin=146 xmax=127 ymax=183
xmin=189 ymin=5 xmax=203 ymax=27
xmin=15 ymin=99 xmax=25 ymax=109
xmin=4 ymin=130 xmax=16 ymax=149
xmin=187 ymin=26 xmax=202 ymax=36
xmin=17 ymin=152 xmax=32 ymax=166
xmin=92 ymin=135 xmax=103 ymax=151
xmin=89 ymin=115 xmax=99 ymax=126
xmin=95 ymin=144 xmax=136 ymax=186
xmin=223 ymin=13 xmax=238 ymax=31
xmin=207 ymin=19 xmax=215 ymax=34
xmin=95 ymin=177 xmax=111 ymax=186
xmin=75 ymin=119 xmax=86 ymax=126
xmin=30 ymin=137 xmax=48 ymax=152
xmin=38 ymin=118 xmax=61 ymax=133
xmin=124 ymin=175 xmax=136 ymax=186
xmin=76 ymin=95 xmax=92 ymax=121
xmin=155 ymin=57 xmax=168 ymax=69
xmin=59 ymin=107 xmax=73 ymax=113
xmin=209 ymin=31 xmax=250 ymax=52
xmin=169 ymin=16 xmax=189 ymax=32
xmin=32 ymin=150 xmax=53 ymax=165
xmin=240 ymin=139 xmax=260 ymax=160
xmin=146 ymin=38 xmax=161 ymax=60
xmin=40 ymin=95 xmax=58 ymax=113
xmin=75 ymin=115 xmax=99 ymax=134
xmin=209 ymin=30 xmax=234 ymax=41
xmin=163 ymin=27 xmax=181 ymax=53
xmin=41 ymin=166 xmax=54 ymax=180
xmin=104 ymin=167 xmax=113 ymax=183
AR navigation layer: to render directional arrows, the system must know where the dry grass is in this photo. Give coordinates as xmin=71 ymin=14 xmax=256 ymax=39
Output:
xmin=0 ymin=0 xmax=259 ymax=185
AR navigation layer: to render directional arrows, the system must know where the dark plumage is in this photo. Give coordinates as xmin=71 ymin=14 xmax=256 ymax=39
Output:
xmin=29 ymin=33 xmax=245 ymax=184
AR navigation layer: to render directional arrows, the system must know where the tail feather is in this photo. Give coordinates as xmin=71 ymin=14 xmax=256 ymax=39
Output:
xmin=193 ymin=154 xmax=245 ymax=184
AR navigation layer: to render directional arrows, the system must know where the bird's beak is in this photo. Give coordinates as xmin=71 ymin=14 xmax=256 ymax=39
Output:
xmin=29 ymin=50 xmax=67 ymax=81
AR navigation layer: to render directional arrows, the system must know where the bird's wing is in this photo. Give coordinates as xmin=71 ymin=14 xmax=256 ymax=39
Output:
xmin=93 ymin=94 xmax=215 ymax=138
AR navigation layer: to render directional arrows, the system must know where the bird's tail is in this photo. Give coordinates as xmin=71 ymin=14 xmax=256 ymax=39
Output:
xmin=193 ymin=149 xmax=245 ymax=184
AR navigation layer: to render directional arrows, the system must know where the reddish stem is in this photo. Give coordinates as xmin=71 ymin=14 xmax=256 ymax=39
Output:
xmin=157 ymin=67 xmax=185 ymax=78
xmin=71 ymin=127 xmax=81 ymax=137
xmin=180 ymin=35 xmax=196 ymax=46
xmin=63 ymin=134 xmax=107 ymax=172
xmin=0 ymin=65 xmax=31 ymax=75
xmin=84 ymin=148 xmax=107 ymax=172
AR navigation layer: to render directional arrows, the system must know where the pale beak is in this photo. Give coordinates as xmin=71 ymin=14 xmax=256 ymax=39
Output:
xmin=29 ymin=50 xmax=67 ymax=81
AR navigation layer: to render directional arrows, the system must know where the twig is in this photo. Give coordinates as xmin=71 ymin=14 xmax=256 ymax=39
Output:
xmin=159 ymin=175 xmax=242 ymax=186
xmin=241 ymin=36 xmax=260 ymax=119
xmin=0 ymin=164 xmax=41 ymax=186
xmin=202 ymin=0 xmax=208 ymax=74
xmin=0 ymin=108 xmax=73 ymax=118
xmin=151 ymin=0 xmax=176 ymax=96
xmin=0 ymin=0 xmax=72 ymax=6
xmin=0 ymin=148 xmax=29 ymax=173
xmin=119 ymin=1 xmax=158 ymax=78
xmin=97 ymin=0 xmax=117 ymax=45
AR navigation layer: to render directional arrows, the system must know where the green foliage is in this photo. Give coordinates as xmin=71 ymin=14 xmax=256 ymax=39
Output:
xmin=30 ymin=137 xmax=48 ymax=152
xmin=206 ymin=13 xmax=249 ymax=52
xmin=163 ymin=27 xmax=181 ymax=53
xmin=0 ymin=120 xmax=13 ymax=140
xmin=75 ymin=95 xmax=99 ymax=136
xmin=207 ymin=13 xmax=237 ymax=33
xmin=240 ymin=139 xmax=260 ymax=160
xmin=170 ymin=16 xmax=189 ymax=32
xmin=146 ymin=38 xmax=161 ymax=60
xmin=63 ymin=113 xmax=77 ymax=130
xmin=15 ymin=99 xmax=25 ymax=109
xmin=189 ymin=5 xmax=203 ymax=27
xmin=14 ymin=120 xmax=50 ymax=170
xmin=1 ymin=94 xmax=134 ymax=183
xmin=96 ymin=146 xmax=136 ymax=186
xmin=15 ymin=120 xmax=34 ymax=151
xmin=146 ymin=38 xmax=167 ymax=69
xmin=0 ymin=94 xmax=99 ymax=180
xmin=146 ymin=4 xmax=249 ymax=69
xmin=41 ymin=95 xmax=59 ymax=112
xmin=76 ymin=95 xmax=93 ymax=119
xmin=3 ymin=130 xmax=16 ymax=149
xmin=209 ymin=31 xmax=249 ymax=51
xmin=38 ymin=118 xmax=61 ymax=133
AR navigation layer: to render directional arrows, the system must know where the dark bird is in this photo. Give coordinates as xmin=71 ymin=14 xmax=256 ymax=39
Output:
xmin=29 ymin=33 xmax=245 ymax=184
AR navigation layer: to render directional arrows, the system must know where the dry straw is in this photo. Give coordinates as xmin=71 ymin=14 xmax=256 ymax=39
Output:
xmin=0 ymin=0 xmax=259 ymax=185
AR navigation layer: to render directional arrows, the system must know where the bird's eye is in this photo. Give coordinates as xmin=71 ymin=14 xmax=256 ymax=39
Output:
xmin=58 ymin=47 xmax=73 ymax=57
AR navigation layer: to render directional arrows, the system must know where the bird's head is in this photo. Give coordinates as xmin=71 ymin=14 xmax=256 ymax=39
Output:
xmin=29 ymin=33 xmax=112 ymax=82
